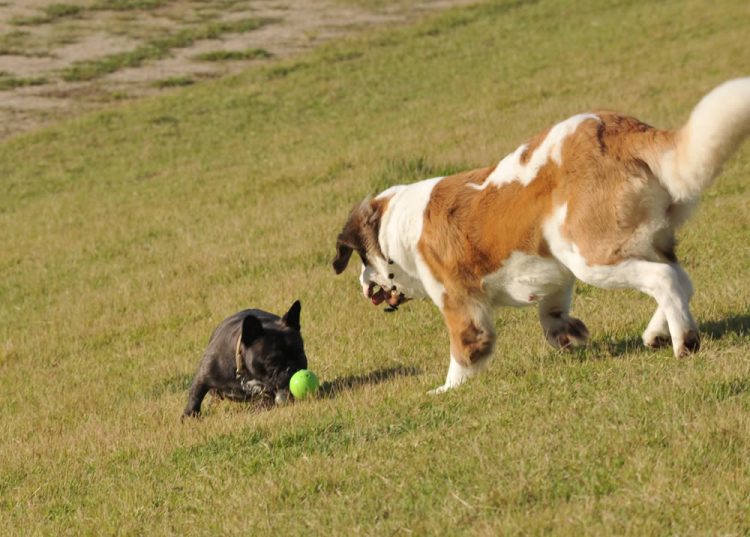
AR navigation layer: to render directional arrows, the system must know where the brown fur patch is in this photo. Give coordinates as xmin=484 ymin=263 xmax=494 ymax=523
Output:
xmin=556 ymin=112 xmax=679 ymax=265
xmin=418 ymin=162 xmax=556 ymax=293
xmin=443 ymin=296 xmax=495 ymax=366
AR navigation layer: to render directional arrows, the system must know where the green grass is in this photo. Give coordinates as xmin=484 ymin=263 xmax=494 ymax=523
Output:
xmin=0 ymin=77 xmax=47 ymax=90
xmin=45 ymin=3 xmax=84 ymax=18
xmin=154 ymin=76 xmax=194 ymax=88
xmin=0 ymin=30 xmax=29 ymax=52
xmin=62 ymin=17 xmax=279 ymax=81
xmin=9 ymin=15 xmax=52 ymax=26
xmin=0 ymin=30 xmax=57 ymax=58
xmin=2 ymin=0 xmax=750 ymax=534
xmin=10 ymin=3 xmax=83 ymax=26
xmin=91 ymin=0 xmax=167 ymax=10
xmin=192 ymin=48 xmax=273 ymax=62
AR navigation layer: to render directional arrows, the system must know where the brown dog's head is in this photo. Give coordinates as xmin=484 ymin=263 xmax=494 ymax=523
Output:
xmin=332 ymin=195 xmax=410 ymax=309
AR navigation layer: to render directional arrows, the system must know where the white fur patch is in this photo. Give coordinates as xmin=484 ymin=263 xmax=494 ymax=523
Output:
xmin=473 ymin=113 xmax=600 ymax=190
xmin=428 ymin=353 xmax=488 ymax=394
xmin=275 ymin=390 xmax=290 ymax=405
xmin=360 ymin=177 xmax=447 ymax=307
xmin=481 ymin=251 xmax=573 ymax=307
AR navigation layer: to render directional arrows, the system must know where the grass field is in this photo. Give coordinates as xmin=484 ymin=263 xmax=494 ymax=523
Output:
xmin=2 ymin=0 xmax=750 ymax=533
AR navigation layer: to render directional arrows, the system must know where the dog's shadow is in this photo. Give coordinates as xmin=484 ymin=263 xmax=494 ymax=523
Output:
xmin=316 ymin=365 xmax=421 ymax=399
xmin=566 ymin=314 xmax=750 ymax=361
xmin=698 ymin=315 xmax=750 ymax=341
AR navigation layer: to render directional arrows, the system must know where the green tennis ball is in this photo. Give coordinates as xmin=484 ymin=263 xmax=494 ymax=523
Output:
xmin=289 ymin=369 xmax=319 ymax=399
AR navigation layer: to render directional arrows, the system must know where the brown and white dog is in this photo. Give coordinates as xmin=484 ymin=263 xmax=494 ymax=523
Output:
xmin=332 ymin=78 xmax=750 ymax=393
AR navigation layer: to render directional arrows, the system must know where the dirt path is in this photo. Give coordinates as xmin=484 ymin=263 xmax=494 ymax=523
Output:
xmin=0 ymin=0 xmax=474 ymax=142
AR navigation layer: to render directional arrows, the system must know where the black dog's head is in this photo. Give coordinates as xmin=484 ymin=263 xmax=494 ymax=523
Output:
xmin=239 ymin=300 xmax=307 ymax=403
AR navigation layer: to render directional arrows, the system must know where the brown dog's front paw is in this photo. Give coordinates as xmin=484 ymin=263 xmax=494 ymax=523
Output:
xmin=644 ymin=335 xmax=671 ymax=349
xmin=676 ymin=330 xmax=700 ymax=357
xmin=549 ymin=317 xmax=589 ymax=350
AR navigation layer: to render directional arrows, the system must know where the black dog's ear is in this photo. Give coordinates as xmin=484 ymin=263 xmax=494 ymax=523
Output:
xmin=241 ymin=315 xmax=264 ymax=347
xmin=281 ymin=300 xmax=302 ymax=331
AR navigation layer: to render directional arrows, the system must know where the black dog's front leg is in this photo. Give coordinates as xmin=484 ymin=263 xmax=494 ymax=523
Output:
xmin=184 ymin=379 xmax=210 ymax=418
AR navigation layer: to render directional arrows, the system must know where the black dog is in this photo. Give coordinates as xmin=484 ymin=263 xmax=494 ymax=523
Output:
xmin=183 ymin=300 xmax=308 ymax=417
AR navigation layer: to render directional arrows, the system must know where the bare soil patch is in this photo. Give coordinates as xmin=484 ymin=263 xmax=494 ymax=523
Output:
xmin=0 ymin=0 xmax=475 ymax=142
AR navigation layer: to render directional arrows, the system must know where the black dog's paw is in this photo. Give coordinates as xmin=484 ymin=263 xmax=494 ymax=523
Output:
xmin=241 ymin=378 xmax=264 ymax=396
xmin=181 ymin=411 xmax=201 ymax=422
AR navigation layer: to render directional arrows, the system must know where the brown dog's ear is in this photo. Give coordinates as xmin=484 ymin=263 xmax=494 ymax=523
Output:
xmin=281 ymin=300 xmax=302 ymax=331
xmin=332 ymin=239 xmax=354 ymax=274
xmin=332 ymin=198 xmax=378 ymax=274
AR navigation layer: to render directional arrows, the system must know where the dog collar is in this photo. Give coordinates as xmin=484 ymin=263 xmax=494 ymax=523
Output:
xmin=383 ymin=257 xmax=408 ymax=312
xmin=234 ymin=329 xmax=273 ymax=399
xmin=235 ymin=332 xmax=244 ymax=378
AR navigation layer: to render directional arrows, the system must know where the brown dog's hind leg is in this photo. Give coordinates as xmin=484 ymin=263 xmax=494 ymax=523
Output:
xmin=538 ymin=281 xmax=589 ymax=350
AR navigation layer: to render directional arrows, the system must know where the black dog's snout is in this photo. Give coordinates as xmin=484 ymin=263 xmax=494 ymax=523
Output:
xmin=271 ymin=365 xmax=298 ymax=389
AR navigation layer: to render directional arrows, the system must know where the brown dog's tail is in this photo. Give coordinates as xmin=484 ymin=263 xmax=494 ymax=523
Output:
xmin=649 ymin=77 xmax=750 ymax=203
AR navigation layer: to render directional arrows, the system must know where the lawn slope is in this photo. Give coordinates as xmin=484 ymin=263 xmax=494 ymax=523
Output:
xmin=2 ymin=0 xmax=750 ymax=533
